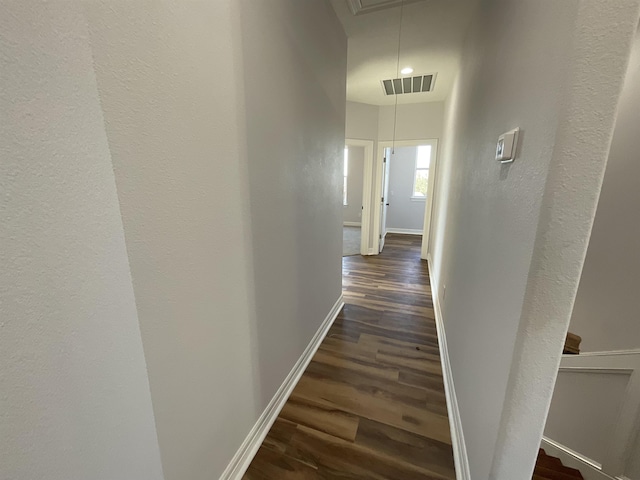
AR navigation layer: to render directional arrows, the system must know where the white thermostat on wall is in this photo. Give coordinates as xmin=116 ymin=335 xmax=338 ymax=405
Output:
xmin=495 ymin=128 xmax=519 ymax=163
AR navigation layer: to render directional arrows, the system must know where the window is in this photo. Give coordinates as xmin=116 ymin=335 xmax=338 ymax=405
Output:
xmin=412 ymin=145 xmax=431 ymax=199
xmin=343 ymin=147 xmax=349 ymax=206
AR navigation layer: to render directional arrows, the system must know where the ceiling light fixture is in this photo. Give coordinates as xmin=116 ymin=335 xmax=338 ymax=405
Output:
xmin=400 ymin=67 xmax=413 ymax=75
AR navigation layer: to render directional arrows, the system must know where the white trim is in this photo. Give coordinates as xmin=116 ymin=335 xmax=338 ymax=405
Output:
xmin=385 ymin=228 xmax=423 ymax=235
xmin=412 ymin=145 xmax=430 ymax=200
xmin=343 ymin=221 xmax=362 ymax=227
xmin=541 ymin=437 xmax=622 ymax=480
xmin=346 ymin=138 xmax=375 ymax=256
xmin=421 ymin=140 xmax=439 ymax=260
xmin=427 ymin=254 xmax=470 ymax=480
xmin=558 ymin=367 xmax=633 ymax=375
xmin=569 ymin=349 xmax=640 ymax=357
xmin=220 ymin=296 xmax=344 ymax=480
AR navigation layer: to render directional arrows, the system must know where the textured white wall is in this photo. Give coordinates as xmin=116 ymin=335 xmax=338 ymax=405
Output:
xmin=86 ymin=1 xmax=346 ymax=479
xmin=569 ymin=28 xmax=640 ymax=353
xmin=84 ymin=2 xmax=258 ymax=479
xmin=239 ymin=0 xmax=346 ymax=411
xmin=346 ymin=101 xmax=379 ymax=140
xmin=1 ymin=1 xmax=345 ymax=479
xmin=378 ymin=102 xmax=444 ymax=141
xmin=428 ymin=1 xmax=640 ymax=479
xmin=0 ymin=3 xmax=164 ymax=479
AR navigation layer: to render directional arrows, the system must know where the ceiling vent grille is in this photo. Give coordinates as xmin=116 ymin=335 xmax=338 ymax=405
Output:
xmin=381 ymin=74 xmax=436 ymax=95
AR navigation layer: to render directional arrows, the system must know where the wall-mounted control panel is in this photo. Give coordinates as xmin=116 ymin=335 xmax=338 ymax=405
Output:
xmin=496 ymin=128 xmax=519 ymax=163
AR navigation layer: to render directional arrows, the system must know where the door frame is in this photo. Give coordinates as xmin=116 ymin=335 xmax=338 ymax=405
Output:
xmin=345 ymin=138 xmax=375 ymax=256
xmin=372 ymin=139 xmax=439 ymax=257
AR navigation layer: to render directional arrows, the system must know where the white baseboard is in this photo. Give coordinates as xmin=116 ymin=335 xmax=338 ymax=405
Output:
xmin=541 ymin=437 xmax=620 ymax=480
xmin=427 ymin=254 xmax=470 ymax=480
xmin=385 ymin=228 xmax=423 ymax=235
xmin=220 ymin=295 xmax=344 ymax=480
xmin=343 ymin=221 xmax=362 ymax=227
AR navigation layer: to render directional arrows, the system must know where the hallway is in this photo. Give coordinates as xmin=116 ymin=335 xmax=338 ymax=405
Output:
xmin=243 ymin=234 xmax=455 ymax=479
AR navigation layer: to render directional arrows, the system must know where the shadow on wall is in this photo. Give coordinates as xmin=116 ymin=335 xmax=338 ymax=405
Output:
xmin=236 ymin=0 xmax=347 ymax=413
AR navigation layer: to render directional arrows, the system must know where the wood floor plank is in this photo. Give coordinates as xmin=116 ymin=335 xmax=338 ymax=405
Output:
xmin=355 ymin=418 xmax=456 ymax=478
xmin=286 ymin=425 xmax=452 ymax=480
xmin=243 ymin=446 xmax=321 ymax=480
xmin=243 ymin=234 xmax=455 ymax=479
xmin=310 ymin=348 xmax=400 ymax=381
xmin=278 ymin=396 xmax=360 ymax=442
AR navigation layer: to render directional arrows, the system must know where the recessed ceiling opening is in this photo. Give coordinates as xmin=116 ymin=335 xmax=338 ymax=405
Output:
xmin=347 ymin=0 xmax=427 ymax=16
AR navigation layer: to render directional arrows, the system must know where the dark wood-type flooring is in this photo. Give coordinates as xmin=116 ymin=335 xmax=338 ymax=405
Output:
xmin=243 ymin=234 xmax=455 ymax=479
xmin=534 ymin=449 xmax=584 ymax=480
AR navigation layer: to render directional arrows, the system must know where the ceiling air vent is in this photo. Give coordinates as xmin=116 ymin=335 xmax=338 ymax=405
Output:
xmin=381 ymin=74 xmax=436 ymax=95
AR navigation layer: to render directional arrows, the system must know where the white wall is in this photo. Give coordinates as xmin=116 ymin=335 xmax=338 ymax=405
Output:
xmin=346 ymin=101 xmax=379 ymax=140
xmin=569 ymin=28 xmax=640 ymax=353
xmin=378 ymin=102 xmax=444 ymax=141
xmin=87 ymin=1 xmax=346 ymax=479
xmin=84 ymin=3 xmax=258 ymax=479
xmin=428 ymin=1 xmax=640 ymax=479
xmin=344 ymin=145 xmax=365 ymax=224
xmin=238 ymin=0 xmax=346 ymax=412
xmin=1 ymin=1 xmax=346 ymax=480
xmin=0 ymin=3 xmax=164 ymax=479
xmin=540 ymin=28 xmax=640 ymax=480
xmin=545 ymin=371 xmax=630 ymax=464
xmin=387 ymin=146 xmax=426 ymax=231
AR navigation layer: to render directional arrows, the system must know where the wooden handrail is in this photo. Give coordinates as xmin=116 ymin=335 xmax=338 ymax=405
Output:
xmin=563 ymin=332 xmax=582 ymax=355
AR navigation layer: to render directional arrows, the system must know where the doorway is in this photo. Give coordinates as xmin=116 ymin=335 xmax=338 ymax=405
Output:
xmin=343 ymin=139 xmax=374 ymax=256
xmin=373 ymin=139 xmax=438 ymax=256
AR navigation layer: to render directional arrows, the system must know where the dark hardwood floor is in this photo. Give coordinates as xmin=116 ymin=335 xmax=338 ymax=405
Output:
xmin=243 ymin=234 xmax=455 ymax=480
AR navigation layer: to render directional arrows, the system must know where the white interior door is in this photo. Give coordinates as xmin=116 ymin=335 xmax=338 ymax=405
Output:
xmin=379 ymin=148 xmax=391 ymax=252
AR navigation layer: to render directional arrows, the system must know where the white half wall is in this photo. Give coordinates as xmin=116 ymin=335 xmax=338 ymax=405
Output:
xmin=428 ymin=1 xmax=640 ymax=479
xmin=0 ymin=3 xmax=164 ymax=479
xmin=545 ymin=370 xmax=630 ymax=465
xmin=569 ymin=28 xmax=640 ymax=353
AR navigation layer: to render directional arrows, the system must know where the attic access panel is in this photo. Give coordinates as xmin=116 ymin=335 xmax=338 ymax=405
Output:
xmin=347 ymin=0 xmax=426 ymax=15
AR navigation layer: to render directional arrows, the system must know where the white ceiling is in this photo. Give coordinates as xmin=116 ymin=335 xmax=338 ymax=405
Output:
xmin=330 ymin=0 xmax=479 ymax=105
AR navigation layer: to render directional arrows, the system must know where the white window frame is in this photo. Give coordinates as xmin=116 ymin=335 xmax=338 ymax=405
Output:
xmin=411 ymin=145 xmax=431 ymax=201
